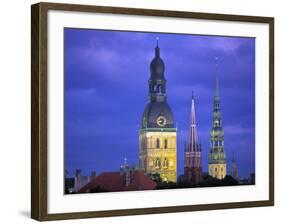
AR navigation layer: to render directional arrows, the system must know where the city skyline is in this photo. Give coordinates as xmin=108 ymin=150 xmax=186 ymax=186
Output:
xmin=64 ymin=28 xmax=255 ymax=179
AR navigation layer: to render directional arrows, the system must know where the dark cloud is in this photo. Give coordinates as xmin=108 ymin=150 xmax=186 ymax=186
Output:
xmin=64 ymin=28 xmax=255 ymax=178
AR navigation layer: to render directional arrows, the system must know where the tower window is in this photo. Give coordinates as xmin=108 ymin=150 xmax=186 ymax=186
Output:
xmin=164 ymin=139 xmax=168 ymax=149
xmin=164 ymin=158 xmax=168 ymax=168
xmin=153 ymin=85 xmax=157 ymax=92
xmin=155 ymin=158 xmax=161 ymax=168
xmin=157 ymin=85 xmax=161 ymax=93
xmin=156 ymin=138 xmax=160 ymax=148
xmin=169 ymin=160 xmax=174 ymax=167
xmin=215 ymin=168 xmax=217 ymax=172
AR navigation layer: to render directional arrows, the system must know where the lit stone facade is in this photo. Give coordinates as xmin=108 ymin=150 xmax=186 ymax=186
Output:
xmin=139 ymin=130 xmax=177 ymax=182
xmin=208 ymin=163 xmax=226 ymax=180
xmin=208 ymin=78 xmax=227 ymax=179
xmin=139 ymin=41 xmax=177 ymax=183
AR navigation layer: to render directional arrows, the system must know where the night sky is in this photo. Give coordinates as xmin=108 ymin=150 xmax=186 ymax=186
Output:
xmin=64 ymin=28 xmax=255 ymax=179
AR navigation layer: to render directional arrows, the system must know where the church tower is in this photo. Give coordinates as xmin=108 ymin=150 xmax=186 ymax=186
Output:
xmin=230 ymin=152 xmax=239 ymax=181
xmin=208 ymin=76 xmax=227 ymax=179
xmin=184 ymin=93 xmax=202 ymax=184
xmin=139 ymin=40 xmax=177 ymax=183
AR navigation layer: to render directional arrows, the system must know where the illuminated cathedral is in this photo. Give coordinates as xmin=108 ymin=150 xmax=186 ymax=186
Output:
xmin=139 ymin=42 xmax=231 ymax=184
xmin=138 ymin=41 xmax=177 ymax=182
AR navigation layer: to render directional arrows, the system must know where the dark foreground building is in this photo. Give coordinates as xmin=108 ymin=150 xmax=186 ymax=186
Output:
xmin=78 ymin=163 xmax=156 ymax=193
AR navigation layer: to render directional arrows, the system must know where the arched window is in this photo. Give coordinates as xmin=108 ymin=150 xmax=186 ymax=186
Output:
xmin=157 ymin=85 xmax=161 ymax=93
xmin=153 ymin=85 xmax=157 ymax=92
xmin=164 ymin=139 xmax=168 ymax=149
xmin=164 ymin=158 xmax=168 ymax=168
xmin=155 ymin=158 xmax=160 ymax=168
xmin=169 ymin=160 xmax=174 ymax=167
xmin=156 ymin=138 xmax=160 ymax=148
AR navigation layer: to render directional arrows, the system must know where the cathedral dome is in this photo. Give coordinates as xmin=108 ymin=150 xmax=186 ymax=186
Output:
xmin=150 ymin=45 xmax=165 ymax=80
xmin=142 ymin=101 xmax=174 ymax=128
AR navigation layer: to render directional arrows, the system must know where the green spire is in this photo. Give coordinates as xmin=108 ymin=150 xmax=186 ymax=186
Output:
xmin=215 ymin=77 xmax=219 ymax=97
xmin=214 ymin=57 xmax=219 ymax=98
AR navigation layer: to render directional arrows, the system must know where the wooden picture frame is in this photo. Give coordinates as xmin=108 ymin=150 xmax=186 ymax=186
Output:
xmin=31 ymin=2 xmax=274 ymax=221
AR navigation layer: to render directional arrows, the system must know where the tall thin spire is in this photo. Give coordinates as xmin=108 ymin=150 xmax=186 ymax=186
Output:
xmin=208 ymin=56 xmax=227 ymax=180
xmin=156 ymin=37 xmax=159 ymax=47
xmin=214 ymin=57 xmax=219 ymax=97
xmin=189 ymin=93 xmax=198 ymax=145
xmin=215 ymin=77 xmax=219 ymax=97
xmin=184 ymin=92 xmax=202 ymax=184
xmin=213 ymin=57 xmax=221 ymax=113
xmin=190 ymin=93 xmax=196 ymax=127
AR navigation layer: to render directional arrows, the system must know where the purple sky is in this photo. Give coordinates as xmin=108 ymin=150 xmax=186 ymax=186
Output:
xmin=64 ymin=28 xmax=255 ymax=179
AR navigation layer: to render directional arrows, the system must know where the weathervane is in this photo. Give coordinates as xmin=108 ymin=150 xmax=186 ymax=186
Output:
xmin=156 ymin=37 xmax=159 ymax=47
xmin=215 ymin=56 xmax=219 ymax=71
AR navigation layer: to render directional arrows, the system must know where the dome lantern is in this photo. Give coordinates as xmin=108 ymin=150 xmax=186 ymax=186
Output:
xmin=150 ymin=39 xmax=165 ymax=80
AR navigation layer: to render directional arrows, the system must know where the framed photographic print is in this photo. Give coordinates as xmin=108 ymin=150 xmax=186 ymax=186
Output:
xmin=31 ymin=2 xmax=274 ymax=221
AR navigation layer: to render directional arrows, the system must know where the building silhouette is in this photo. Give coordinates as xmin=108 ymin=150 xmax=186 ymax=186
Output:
xmin=78 ymin=161 xmax=156 ymax=193
xmin=230 ymin=152 xmax=239 ymax=181
xmin=184 ymin=93 xmax=202 ymax=184
xmin=139 ymin=40 xmax=177 ymax=182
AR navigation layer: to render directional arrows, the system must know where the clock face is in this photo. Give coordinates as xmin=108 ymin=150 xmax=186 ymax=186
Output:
xmin=157 ymin=116 xmax=166 ymax=127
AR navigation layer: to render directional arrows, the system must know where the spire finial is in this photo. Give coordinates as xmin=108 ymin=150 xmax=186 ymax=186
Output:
xmin=215 ymin=56 xmax=219 ymax=69
xmin=156 ymin=37 xmax=159 ymax=47
xmin=190 ymin=90 xmax=196 ymax=126
xmin=155 ymin=37 xmax=160 ymax=56
xmin=214 ymin=57 xmax=219 ymax=97
xmin=192 ymin=90 xmax=194 ymax=99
